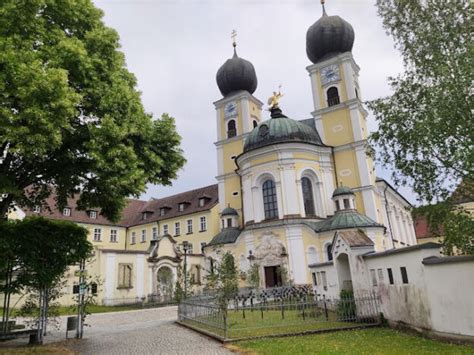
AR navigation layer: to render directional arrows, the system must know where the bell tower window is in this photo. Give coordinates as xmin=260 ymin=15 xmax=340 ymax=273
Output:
xmin=301 ymin=177 xmax=315 ymax=216
xmin=227 ymin=120 xmax=236 ymax=138
xmin=327 ymin=87 xmax=340 ymax=107
xmin=262 ymin=179 xmax=278 ymax=220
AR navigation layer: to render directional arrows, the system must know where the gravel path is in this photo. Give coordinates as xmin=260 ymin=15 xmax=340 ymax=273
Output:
xmin=3 ymin=306 xmax=233 ymax=355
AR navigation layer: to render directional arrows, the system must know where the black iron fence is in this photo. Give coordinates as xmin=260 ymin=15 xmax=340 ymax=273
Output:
xmin=178 ymin=287 xmax=380 ymax=341
xmin=103 ymin=293 xmax=176 ymax=307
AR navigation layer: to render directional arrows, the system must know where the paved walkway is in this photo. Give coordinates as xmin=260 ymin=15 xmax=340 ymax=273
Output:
xmin=4 ymin=306 xmax=232 ymax=355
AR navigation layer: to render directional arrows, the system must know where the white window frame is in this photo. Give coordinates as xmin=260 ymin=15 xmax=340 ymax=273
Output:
xmin=187 ymin=219 xmax=193 ymax=234
xmin=200 ymin=216 xmax=207 ymax=231
xmin=110 ymin=229 xmax=118 ymax=243
xmin=63 ymin=207 xmax=71 ymax=216
xmin=33 ymin=205 xmax=41 ymax=213
xmin=152 ymin=227 xmax=157 ymax=240
xmin=163 ymin=224 xmax=169 ymax=235
xmin=141 ymin=229 xmax=146 ymax=243
xmin=131 ymin=232 xmax=136 ymax=244
xmin=90 ymin=210 xmax=97 ymax=219
xmin=178 ymin=203 xmax=185 ymax=212
xmin=199 ymin=198 xmax=205 ymax=207
xmin=93 ymin=228 xmax=101 ymax=242
xmin=175 ymin=222 xmax=180 ymax=236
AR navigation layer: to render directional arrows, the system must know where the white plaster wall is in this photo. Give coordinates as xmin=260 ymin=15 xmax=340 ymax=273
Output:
xmin=424 ymin=260 xmax=474 ymax=336
xmin=136 ymin=254 xmax=144 ymax=298
xmin=104 ymin=253 xmax=116 ymax=301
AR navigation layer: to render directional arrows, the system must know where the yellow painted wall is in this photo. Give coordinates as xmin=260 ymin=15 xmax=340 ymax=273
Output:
xmin=322 ymin=109 xmax=354 ymax=146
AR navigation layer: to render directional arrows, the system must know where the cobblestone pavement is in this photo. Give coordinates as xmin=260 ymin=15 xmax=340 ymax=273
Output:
xmin=7 ymin=306 xmax=233 ymax=355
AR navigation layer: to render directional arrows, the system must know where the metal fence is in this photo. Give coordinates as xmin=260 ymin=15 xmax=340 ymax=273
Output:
xmin=178 ymin=287 xmax=380 ymax=341
xmin=102 ymin=293 xmax=176 ymax=307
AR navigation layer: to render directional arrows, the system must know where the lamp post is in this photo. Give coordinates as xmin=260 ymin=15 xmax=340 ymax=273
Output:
xmin=182 ymin=241 xmax=189 ymax=299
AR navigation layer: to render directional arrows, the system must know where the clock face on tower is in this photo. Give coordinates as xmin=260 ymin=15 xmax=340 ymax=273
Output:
xmin=321 ymin=65 xmax=340 ymax=85
xmin=224 ymin=102 xmax=237 ymax=118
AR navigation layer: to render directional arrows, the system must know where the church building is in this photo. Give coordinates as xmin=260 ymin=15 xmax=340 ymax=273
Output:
xmin=15 ymin=4 xmax=416 ymax=305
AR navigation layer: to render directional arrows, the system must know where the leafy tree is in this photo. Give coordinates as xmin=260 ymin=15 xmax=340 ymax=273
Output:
xmin=247 ymin=263 xmax=261 ymax=289
xmin=368 ymin=0 xmax=473 ymax=253
xmin=174 ymin=265 xmax=192 ymax=303
xmin=0 ymin=0 xmax=185 ymax=221
xmin=1 ymin=217 xmax=92 ymax=342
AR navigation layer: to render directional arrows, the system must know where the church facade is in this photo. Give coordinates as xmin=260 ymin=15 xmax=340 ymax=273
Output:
xmin=14 ymin=6 xmax=416 ymax=305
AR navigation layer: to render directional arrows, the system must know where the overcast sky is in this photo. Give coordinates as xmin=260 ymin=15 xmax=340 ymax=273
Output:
xmin=94 ymin=0 xmax=417 ymax=204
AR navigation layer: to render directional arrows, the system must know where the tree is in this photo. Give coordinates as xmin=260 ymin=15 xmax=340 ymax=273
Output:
xmin=0 ymin=217 xmax=92 ymax=343
xmin=0 ymin=1 xmax=185 ymax=221
xmin=174 ymin=265 xmax=192 ymax=303
xmin=368 ymin=0 xmax=473 ymax=254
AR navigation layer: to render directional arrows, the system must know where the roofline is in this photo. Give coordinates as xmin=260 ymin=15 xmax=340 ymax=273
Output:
xmin=149 ymin=183 xmax=218 ymax=204
xmin=422 ymin=255 xmax=474 ymax=265
xmin=363 ymin=242 xmax=441 ymax=259
xmin=375 ymin=177 xmax=413 ymax=207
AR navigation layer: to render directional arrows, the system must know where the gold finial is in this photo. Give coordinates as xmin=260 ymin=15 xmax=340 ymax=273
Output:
xmin=231 ymin=29 xmax=237 ymax=48
xmin=321 ymin=0 xmax=327 ymax=16
xmin=267 ymin=85 xmax=284 ymax=110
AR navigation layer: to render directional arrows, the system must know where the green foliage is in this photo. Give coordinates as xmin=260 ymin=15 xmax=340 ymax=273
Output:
xmin=368 ymin=0 xmax=473 ymax=203
xmin=174 ymin=265 xmax=192 ymax=303
xmin=0 ymin=0 xmax=185 ymax=220
xmin=247 ymin=263 xmax=260 ymax=289
xmin=336 ymin=290 xmax=356 ymax=320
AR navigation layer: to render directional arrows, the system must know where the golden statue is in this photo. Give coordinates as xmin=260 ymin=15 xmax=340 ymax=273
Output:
xmin=268 ymin=85 xmax=284 ymax=109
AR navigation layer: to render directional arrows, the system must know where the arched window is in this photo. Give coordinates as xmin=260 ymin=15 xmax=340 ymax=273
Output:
xmin=326 ymin=243 xmax=333 ymax=261
xmin=327 ymin=87 xmax=340 ymax=107
xmin=227 ymin=120 xmax=236 ymax=138
xmin=301 ymin=177 xmax=315 ymax=216
xmin=253 ymin=120 xmax=258 ymax=128
xmin=262 ymin=179 xmax=278 ymax=219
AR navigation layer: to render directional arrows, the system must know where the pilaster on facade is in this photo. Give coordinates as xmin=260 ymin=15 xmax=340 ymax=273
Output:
xmin=285 ymin=226 xmax=307 ymax=284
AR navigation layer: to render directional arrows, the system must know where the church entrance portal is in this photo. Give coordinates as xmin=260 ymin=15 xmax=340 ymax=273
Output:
xmin=157 ymin=266 xmax=174 ymax=301
xmin=264 ymin=266 xmax=282 ymax=288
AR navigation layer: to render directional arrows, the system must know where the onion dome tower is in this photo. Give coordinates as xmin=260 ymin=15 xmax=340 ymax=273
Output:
xmin=216 ymin=34 xmax=258 ymax=97
xmin=306 ymin=0 xmax=355 ymax=64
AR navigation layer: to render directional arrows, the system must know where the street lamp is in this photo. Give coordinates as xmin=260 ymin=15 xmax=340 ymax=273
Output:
xmin=182 ymin=241 xmax=189 ymax=299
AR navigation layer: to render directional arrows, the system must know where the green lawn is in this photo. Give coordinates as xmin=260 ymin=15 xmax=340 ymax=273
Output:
xmin=181 ymin=308 xmax=360 ymax=339
xmin=232 ymin=328 xmax=474 ymax=354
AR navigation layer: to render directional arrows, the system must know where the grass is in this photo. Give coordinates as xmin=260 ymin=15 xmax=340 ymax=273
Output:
xmin=231 ymin=327 xmax=474 ymax=354
xmin=1 ymin=304 xmax=151 ymax=318
xmin=181 ymin=307 xmax=360 ymax=339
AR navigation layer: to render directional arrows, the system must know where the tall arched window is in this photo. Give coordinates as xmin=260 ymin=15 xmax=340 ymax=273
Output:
xmin=327 ymin=87 xmax=340 ymax=107
xmin=326 ymin=243 xmax=333 ymax=261
xmin=227 ymin=120 xmax=236 ymax=138
xmin=262 ymin=179 xmax=278 ymax=219
xmin=301 ymin=177 xmax=315 ymax=216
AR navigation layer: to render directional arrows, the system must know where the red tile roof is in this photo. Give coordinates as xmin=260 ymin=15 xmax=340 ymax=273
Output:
xmin=24 ymin=184 xmax=219 ymax=227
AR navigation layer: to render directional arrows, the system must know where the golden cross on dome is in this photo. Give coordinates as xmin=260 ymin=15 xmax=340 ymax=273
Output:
xmin=231 ymin=29 xmax=237 ymax=48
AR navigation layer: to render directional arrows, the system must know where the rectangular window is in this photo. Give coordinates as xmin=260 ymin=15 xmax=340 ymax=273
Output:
xmin=131 ymin=232 xmax=136 ymax=244
xmin=118 ymin=263 xmax=133 ymax=288
xmin=178 ymin=203 xmax=185 ymax=212
xmin=387 ymin=268 xmax=394 ymax=285
xmin=93 ymin=228 xmax=101 ymax=242
xmin=73 ymin=284 xmax=79 ymax=294
xmin=187 ymin=243 xmax=193 ymax=254
xmin=160 ymin=208 xmax=166 ymax=216
xmin=199 ymin=198 xmax=205 ymax=207
xmin=163 ymin=224 xmax=169 ymax=235
xmin=312 ymin=272 xmax=317 ymax=286
xmin=33 ymin=205 xmax=41 ymax=213
xmin=141 ymin=229 xmax=146 ymax=243
xmin=200 ymin=216 xmax=207 ymax=231
xmin=90 ymin=283 xmax=98 ymax=295
xmin=227 ymin=218 xmax=232 ymax=228
xmin=175 ymin=222 xmax=180 ymax=236
xmin=370 ymin=269 xmax=378 ymax=286
xmin=110 ymin=229 xmax=118 ymax=243
xmin=377 ymin=268 xmax=384 ymax=283
xmin=316 ymin=272 xmax=321 ymax=286
xmin=400 ymin=267 xmax=409 ymax=284
xmin=344 ymin=199 xmax=350 ymax=209
xmin=152 ymin=227 xmax=157 ymax=240
xmin=187 ymin=219 xmax=193 ymax=234
xmin=321 ymin=271 xmax=328 ymax=290
xmin=63 ymin=207 xmax=71 ymax=216
xmin=200 ymin=242 xmax=206 ymax=253
xmin=90 ymin=211 xmax=97 ymax=219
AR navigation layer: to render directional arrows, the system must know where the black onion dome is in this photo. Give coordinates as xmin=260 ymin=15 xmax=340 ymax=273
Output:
xmin=216 ymin=48 xmax=258 ymax=97
xmin=306 ymin=10 xmax=355 ymax=64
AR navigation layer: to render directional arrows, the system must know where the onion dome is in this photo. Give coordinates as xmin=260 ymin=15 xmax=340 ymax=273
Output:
xmin=221 ymin=206 xmax=238 ymax=216
xmin=332 ymin=185 xmax=355 ymax=198
xmin=216 ymin=42 xmax=258 ymax=97
xmin=243 ymin=107 xmax=323 ymax=153
xmin=306 ymin=2 xmax=355 ymax=64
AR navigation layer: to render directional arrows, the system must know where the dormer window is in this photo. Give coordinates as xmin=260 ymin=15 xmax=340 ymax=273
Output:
xmin=199 ymin=198 xmax=206 ymax=207
xmin=142 ymin=212 xmax=147 ymax=220
xmin=33 ymin=206 xmax=41 ymax=213
xmin=160 ymin=208 xmax=166 ymax=216
xmin=89 ymin=210 xmax=97 ymax=219
xmin=63 ymin=207 xmax=71 ymax=216
xmin=178 ymin=202 xmax=190 ymax=212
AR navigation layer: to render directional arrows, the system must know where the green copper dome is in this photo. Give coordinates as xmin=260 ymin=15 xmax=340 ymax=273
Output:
xmin=243 ymin=108 xmax=323 ymax=153
xmin=332 ymin=185 xmax=354 ymax=198
xmin=221 ymin=207 xmax=238 ymax=216
xmin=314 ymin=210 xmax=383 ymax=233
